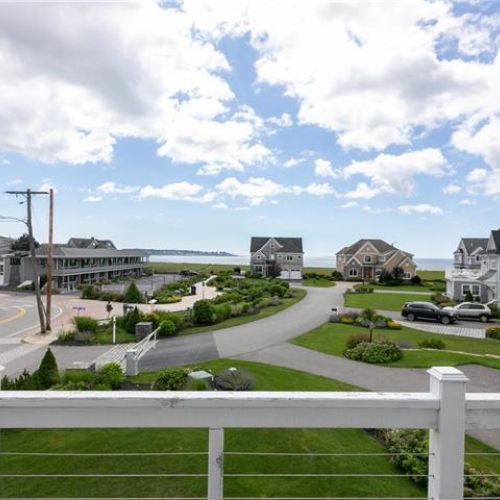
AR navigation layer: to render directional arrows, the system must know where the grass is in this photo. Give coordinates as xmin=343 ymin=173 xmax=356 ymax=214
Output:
xmin=292 ymin=322 xmax=500 ymax=370
xmin=365 ymin=284 xmax=434 ymax=292
xmin=0 ymin=360 xmax=426 ymax=499
xmin=180 ymin=288 xmax=307 ymax=335
xmin=418 ymin=270 xmax=445 ymax=280
xmin=344 ymin=292 xmax=432 ymax=311
xmin=302 ymin=277 xmax=336 ymax=287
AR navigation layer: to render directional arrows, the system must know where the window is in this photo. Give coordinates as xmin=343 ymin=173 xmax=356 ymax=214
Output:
xmin=379 ymin=256 xmax=385 ymax=262
xmin=462 ymin=284 xmax=480 ymax=296
xmin=349 ymin=268 xmax=358 ymax=277
xmin=256 ymin=255 xmax=261 ymax=260
xmin=364 ymin=255 xmax=372 ymax=263
xmin=475 ymin=255 xmax=481 ymax=262
xmin=254 ymin=265 xmax=263 ymax=273
xmin=403 ymin=272 xmax=411 ymax=279
xmin=286 ymin=255 xmax=293 ymax=261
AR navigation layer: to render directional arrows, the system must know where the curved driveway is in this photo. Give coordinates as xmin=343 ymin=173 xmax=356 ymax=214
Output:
xmin=140 ymin=282 xmax=351 ymax=371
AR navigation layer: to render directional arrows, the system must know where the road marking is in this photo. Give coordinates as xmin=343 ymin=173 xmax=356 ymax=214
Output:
xmin=8 ymin=305 xmax=63 ymax=338
xmin=0 ymin=306 xmax=26 ymax=325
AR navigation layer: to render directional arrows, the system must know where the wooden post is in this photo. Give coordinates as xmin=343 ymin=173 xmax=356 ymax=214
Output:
xmin=46 ymin=188 xmax=54 ymax=331
xmin=208 ymin=428 xmax=224 ymax=500
xmin=428 ymin=367 xmax=468 ymax=500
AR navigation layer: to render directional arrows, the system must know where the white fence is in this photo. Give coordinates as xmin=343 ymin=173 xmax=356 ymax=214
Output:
xmin=0 ymin=367 xmax=499 ymax=500
xmin=125 ymin=326 xmax=159 ymax=376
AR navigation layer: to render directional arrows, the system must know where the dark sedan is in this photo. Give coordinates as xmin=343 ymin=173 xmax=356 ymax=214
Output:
xmin=401 ymin=301 xmax=457 ymax=325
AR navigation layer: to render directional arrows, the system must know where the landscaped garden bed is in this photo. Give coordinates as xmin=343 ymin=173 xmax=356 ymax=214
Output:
xmin=293 ymin=318 xmax=500 ymax=370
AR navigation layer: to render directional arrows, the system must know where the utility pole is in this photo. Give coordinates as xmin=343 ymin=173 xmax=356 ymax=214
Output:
xmin=5 ymin=189 xmax=49 ymax=334
xmin=46 ymin=189 xmax=54 ymax=331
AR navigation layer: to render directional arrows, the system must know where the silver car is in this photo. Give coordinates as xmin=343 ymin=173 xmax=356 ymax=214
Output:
xmin=443 ymin=302 xmax=491 ymax=322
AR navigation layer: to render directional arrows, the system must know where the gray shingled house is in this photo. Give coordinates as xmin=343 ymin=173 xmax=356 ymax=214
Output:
xmin=250 ymin=237 xmax=304 ymax=279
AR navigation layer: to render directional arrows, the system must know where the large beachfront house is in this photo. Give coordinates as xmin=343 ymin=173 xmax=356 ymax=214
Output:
xmin=446 ymin=230 xmax=500 ymax=302
xmin=0 ymin=236 xmax=146 ymax=291
xmin=250 ymin=237 xmax=304 ymax=280
xmin=336 ymin=239 xmax=417 ymax=281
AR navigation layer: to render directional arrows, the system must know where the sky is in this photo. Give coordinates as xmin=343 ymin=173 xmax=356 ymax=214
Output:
xmin=0 ymin=0 xmax=499 ymax=258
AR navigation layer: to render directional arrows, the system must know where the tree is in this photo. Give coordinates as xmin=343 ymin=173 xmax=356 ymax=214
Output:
xmin=125 ymin=306 xmax=142 ymax=334
xmin=158 ymin=319 xmax=177 ymax=337
xmin=123 ymin=282 xmax=142 ymax=303
xmin=10 ymin=233 xmax=39 ymax=252
xmin=36 ymin=348 xmax=60 ymax=389
xmin=266 ymin=261 xmax=282 ymax=278
xmin=360 ymin=308 xmax=377 ymax=342
xmin=465 ymin=290 xmax=474 ymax=302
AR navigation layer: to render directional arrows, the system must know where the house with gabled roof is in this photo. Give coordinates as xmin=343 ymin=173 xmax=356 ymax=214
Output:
xmin=336 ymin=239 xmax=417 ymax=281
xmin=446 ymin=230 xmax=500 ymax=302
xmin=250 ymin=237 xmax=303 ymax=279
xmin=67 ymin=236 xmax=116 ymax=249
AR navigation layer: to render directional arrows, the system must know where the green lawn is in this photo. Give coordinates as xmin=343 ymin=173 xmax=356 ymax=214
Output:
xmin=180 ymin=288 xmax=307 ymax=335
xmin=0 ymin=360 xmax=426 ymax=499
xmin=418 ymin=270 xmax=445 ymax=280
xmin=344 ymin=292 xmax=432 ymax=311
xmin=302 ymin=277 xmax=336 ymax=287
xmin=365 ymin=284 xmax=434 ymax=292
xmin=292 ymin=322 xmax=500 ymax=370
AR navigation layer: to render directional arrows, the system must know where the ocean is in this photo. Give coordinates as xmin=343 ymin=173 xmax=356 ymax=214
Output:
xmin=150 ymin=255 xmax=452 ymax=271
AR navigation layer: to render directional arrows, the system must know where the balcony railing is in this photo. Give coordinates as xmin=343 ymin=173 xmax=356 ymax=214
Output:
xmin=445 ymin=268 xmax=482 ymax=280
xmin=0 ymin=367 xmax=499 ymax=500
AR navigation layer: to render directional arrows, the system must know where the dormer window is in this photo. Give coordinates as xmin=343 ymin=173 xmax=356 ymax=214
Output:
xmin=364 ymin=255 xmax=372 ymax=263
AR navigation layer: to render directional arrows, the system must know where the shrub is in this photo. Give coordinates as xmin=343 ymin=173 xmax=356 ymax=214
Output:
xmin=155 ymin=311 xmax=183 ymax=330
xmin=62 ymin=369 xmax=96 ymax=388
xmin=193 ymin=299 xmax=215 ymax=324
xmin=158 ymin=319 xmax=177 ymax=337
xmin=345 ymin=333 xmax=370 ymax=350
xmin=340 ymin=315 xmax=355 ymax=324
xmin=125 ymin=307 xmax=142 ymax=334
xmin=352 ymin=285 xmax=374 ymax=293
xmin=1 ymin=369 xmax=41 ymax=390
xmin=214 ymin=303 xmax=231 ymax=323
xmin=410 ymin=275 xmax=422 ymax=285
xmin=73 ymin=316 xmax=98 ymax=333
xmin=123 ymin=282 xmax=142 ymax=303
xmin=214 ymin=368 xmax=255 ymax=391
xmin=431 ymin=292 xmax=450 ymax=305
xmin=37 ymin=348 xmax=60 ymax=389
xmin=345 ymin=341 xmax=402 ymax=364
xmin=97 ymin=362 xmax=124 ymax=389
xmin=269 ymin=284 xmax=287 ymax=298
xmin=81 ymin=285 xmax=97 ymax=299
xmin=151 ymin=368 xmax=189 ymax=390
xmin=331 ymin=270 xmax=343 ymax=280
xmin=418 ymin=339 xmax=446 ymax=350
xmin=387 ymin=320 xmax=402 ymax=330
xmin=486 ymin=326 xmax=500 ymax=340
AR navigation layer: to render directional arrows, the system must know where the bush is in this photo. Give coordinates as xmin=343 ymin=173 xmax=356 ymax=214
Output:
xmin=431 ymin=292 xmax=450 ymax=305
xmin=345 ymin=341 xmax=402 ymax=364
xmin=193 ymin=299 xmax=215 ymax=324
xmin=410 ymin=275 xmax=422 ymax=285
xmin=331 ymin=270 xmax=343 ymax=280
xmin=73 ymin=316 xmax=98 ymax=333
xmin=379 ymin=429 xmax=500 ymax=496
xmin=37 ymin=348 xmax=60 ymax=389
xmin=152 ymin=368 xmax=189 ymax=390
xmin=62 ymin=369 xmax=96 ymax=388
xmin=154 ymin=311 xmax=183 ymax=330
xmin=81 ymin=285 xmax=97 ymax=299
xmin=97 ymin=362 xmax=124 ymax=389
xmin=345 ymin=333 xmax=370 ymax=350
xmin=387 ymin=320 xmax=402 ymax=330
xmin=352 ymin=285 xmax=374 ymax=293
xmin=123 ymin=282 xmax=142 ymax=303
xmin=158 ymin=319 xmax=177 ymax=337
xmin=214 ymin=303 xmax=231 ymax=323
xmin=418 ymin=339 xmax=446 ymax=350
xmin=486 ymin=326 xmax=500 ymax=340
xmin=214 ymin=368 xmax=255 ymax=391
xmin=1 ymin=369 xmax=41 ymax=390
xmin=340 ymin=315 xmax=355 ymax=324
xmin=269 ymin=284 xmax=287 ymax=298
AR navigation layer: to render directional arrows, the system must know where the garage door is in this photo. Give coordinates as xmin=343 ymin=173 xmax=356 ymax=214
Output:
xmin=280 ymin=270 xmax=302 ymax=280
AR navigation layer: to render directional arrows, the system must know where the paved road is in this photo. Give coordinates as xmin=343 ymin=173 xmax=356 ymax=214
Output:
xmin=139 ymin=283 xmax=351 ymax=371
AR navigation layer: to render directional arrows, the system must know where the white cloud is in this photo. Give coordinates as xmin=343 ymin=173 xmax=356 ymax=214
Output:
xmin=339 ymin=201 xmax=358 ymax=209
xmin=443 ymin=183 xmax=462 ymax=194
xmin=38 ymin=178 xmax=57 ymax=193
xmin=0 ymin=2 xmax=271 ymax=171
xmin=138 ymin=182 xmax=216 ymax=203
xmin=84 ymin=195 xmax=103 ymax=203
xmin=344 ymin=182 xmax=381 ymax=200
xmin=267 ymin=112 xmax=293 ymax=128
xmin=6 ymin=178 xmax=23 ymax=186
xmin=460 ymin=198 xmax=476 ymax=205
xmin=314 ymin=158 xmax=339 ymax=178
xmin=212 ymin=202 xmax=228 ymax=209
xmin=216 ymin=176 xmax=335 ymax=206
xmin=342 ymin=148 xmax=449 ymax=197
xmin=185 ymin=1 xmax=500 ymax=151
xmin=97 ymin=182 xmax=139 ymax=194
xmin=284 ymin=157 xmax=305 ymax=168
xmin=398 ymin=204 xmax=443 ymax=215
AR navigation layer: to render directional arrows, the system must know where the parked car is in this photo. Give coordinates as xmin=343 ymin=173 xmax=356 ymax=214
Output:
xmin=443 ymin=302 xmax=491 ymax=322
xmin=401 ymin=301 xmax=457 ymax=325
xmin=179 ymin=269 xmax=199 ymax=277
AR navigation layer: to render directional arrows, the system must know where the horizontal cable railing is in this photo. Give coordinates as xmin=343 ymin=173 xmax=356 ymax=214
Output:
xmin=1 ymin=367 xmax=500 ymax=500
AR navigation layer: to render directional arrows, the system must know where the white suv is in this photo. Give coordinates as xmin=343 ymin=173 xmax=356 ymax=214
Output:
xmin=443 ymin=302 xmax=492 ymax=322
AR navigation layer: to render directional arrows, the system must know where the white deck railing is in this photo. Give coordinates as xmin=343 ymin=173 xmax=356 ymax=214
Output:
xmin=0 ymin=367 xmax=499 ymax=500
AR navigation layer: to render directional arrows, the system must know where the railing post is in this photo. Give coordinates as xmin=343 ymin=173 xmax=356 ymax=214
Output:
xmin=125 ymin=349 xmax=138 ymax=376
xmin=427 ymin=367 xmax=468 ymax=500
xmin=208 ymin=428 xmax=224 ymax=500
